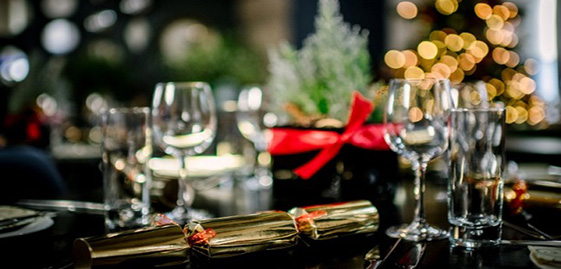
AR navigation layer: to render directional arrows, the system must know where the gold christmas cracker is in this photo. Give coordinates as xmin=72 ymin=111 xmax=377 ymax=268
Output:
xmin=289 ymin=200 xmax=379 ymax=240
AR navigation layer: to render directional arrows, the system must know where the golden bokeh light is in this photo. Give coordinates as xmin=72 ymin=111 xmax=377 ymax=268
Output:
xmin=470 ymin=41 xmax=489 ymax=59
xmin=404 ymin=66 xmax=425 ymax=79
xmin=505 ymin=51 xmax=520 ymax=68
xmin=507 ymin=33 xmax=519 ymax=48
xmin=502 ymin=21 xmax=515 ymax=33
xmin=459 ymin=32 xmax=476 ymax=49
xmin=492 ymin=47 xmax=510 ymax=65
xmin=506 ymin=81 xmax=524 ymax=99
xmin=418 ymin=41 xmax=438 ymax=59
xmin=493 ymin=5 xmax=510 ymax=21
xmin=500 ymin=31 xmax=513 ymax=47
xmin=475 ymin=3 xmax=493 ymax=20
xmin=505 ymin=105 xmax=518 ymax=124
xmin=503 ymin=2 xmax=519 ymax=18
xmin=430 ymin=30 xmax=447 ymax=42
xmin=397 ymin=1 xmax=418 ymax=20
xmin=486 ymin=29 xmax=504 ymax=45
xmin=408 ymin=107 xmax=424 ymax=123
xmin=486 ymin=15 xmax=505 ymax=31
xmin=524 ymin=59 xmax=540 ymax=75
xmin=449 ymin=68 xmax=464 ymax=84
xmin=519 ymin=76 xmax=536 ymax=94
xmin=431 ymin=63 xmax=451 ymax=78
xmin=486 ymin=83 xmax=497 ymax=99
xmin=385 ymin=50 xmax=406 ymax=69
xmin=440 ymin=55 xmax=458 ymax=72
xmin=528 ymin=106 xmax=545 ymax=125
xmin=515 ymin=106 xmax=528 ymax=124
xmin=489 ymin=78 xmax=505 ymax=96
xmin=458 ymin=53 xmax=475 ymax=71
xmin=402 ymin=50 xmax=418 ymax=67
xmin=501 ymin=68 xmax=517 ymax=82
xmin=436 ymin=0 xmax=458 ymax=15
xmin=444 ymin=34 xmax=464 ymax=52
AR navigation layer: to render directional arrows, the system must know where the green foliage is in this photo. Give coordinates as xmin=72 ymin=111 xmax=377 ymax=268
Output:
xmin=267 ymin=0 xmax=372 ymax=122
xmin=168 ymin=35 xmax=266 ymax=86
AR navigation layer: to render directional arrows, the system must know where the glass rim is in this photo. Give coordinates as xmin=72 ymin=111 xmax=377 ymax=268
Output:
xmin=107 ymin=106 xmax=150 ymax=114
xmin=155 ymin=81 xmax=211 ymax=88
xmin=450 ymin=107 xmax=506 ymax=112
xmin=389 ymin=78 xmax=451 ymax=82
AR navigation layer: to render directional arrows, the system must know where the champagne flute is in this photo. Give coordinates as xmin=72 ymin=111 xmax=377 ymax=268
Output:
xmin=383 ymin=78 xmax=452 ymax=241
xmin=151 ymin=81 xmax=217 ymax=223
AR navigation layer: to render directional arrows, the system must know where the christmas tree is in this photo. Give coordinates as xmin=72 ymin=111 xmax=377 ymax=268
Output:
xmin=384 ymin=0 xmax=546 ymax=127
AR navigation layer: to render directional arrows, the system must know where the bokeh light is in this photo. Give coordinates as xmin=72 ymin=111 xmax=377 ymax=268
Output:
xmin=417 ymin=41 xmax=438 ymax=59
xmin=385 ymin=50 xmax=406 ymax=69
xmin=486 ymin=15 xmax=504 ymax=31
xmin=493 ymin=5 xmax=510 ymax=21
xmin=444 ymin=34 xmax=464 ymax=52
xmin=397 ymin=1 xmax=418 ymax=20
xmin=524 ymin=59 xmax=540 ymax=75
xmin=402 ymin=50 xmax=418 ymax=68
xmin=502 ymin=2 xmax=518 ymax=18
xmin=475 ymin=3 xmax=493 ymax=20
xmin=435 ymin=0 xmax=458 ymax=15
xmin=0 ymin=46 xmax=30 ymax=85
xmin=404 ymin=66 xmax=425 ymax=79
xmin=41 ymin=19 xmax=80 ymax=55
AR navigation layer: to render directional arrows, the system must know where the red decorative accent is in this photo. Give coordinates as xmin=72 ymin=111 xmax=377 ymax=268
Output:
xmin=509 ymin=179 xmax=528 ymax=215
xmin=187 ymin=228 xmax=217 ymax=247
xmin=295 ymin=210 xmax=328 ymax=230
xmin=267 ymin=91 xmax=390 ymax=179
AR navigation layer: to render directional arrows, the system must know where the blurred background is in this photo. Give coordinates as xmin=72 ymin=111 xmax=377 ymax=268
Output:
xmin=1 ymin=0 xmax=560 ymax=202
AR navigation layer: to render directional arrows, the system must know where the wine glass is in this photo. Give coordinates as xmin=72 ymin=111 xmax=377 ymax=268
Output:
xmin=151 ymin=81 xmax=217 ymax=223
xmin=236 ymin=85 xmax=273 ymax=190
xmin=383 ymin=78 xmax=453 ymax=241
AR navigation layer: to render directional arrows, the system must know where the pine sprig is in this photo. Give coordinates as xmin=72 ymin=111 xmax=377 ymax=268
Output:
xmin=267 ymin=0 xmax=372 ymax=124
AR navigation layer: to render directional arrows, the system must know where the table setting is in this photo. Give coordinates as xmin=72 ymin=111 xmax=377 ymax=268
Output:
xmin=2 ymin=0 xmax=561 ymax=268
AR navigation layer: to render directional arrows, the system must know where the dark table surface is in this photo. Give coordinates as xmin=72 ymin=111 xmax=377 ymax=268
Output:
xmin=1 ymin=164 xmax=560 ymax=269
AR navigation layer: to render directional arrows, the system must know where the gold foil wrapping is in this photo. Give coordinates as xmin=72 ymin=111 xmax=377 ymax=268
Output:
xmin=184 ymin=211 xmax=299 ymax=258
xmin=73 ymin=224 xmax=188 ymax=268
xmin=289 ymin=200 xmax=379 ymax=240
xmin=73 ymin=200 xmax=380 ymax=266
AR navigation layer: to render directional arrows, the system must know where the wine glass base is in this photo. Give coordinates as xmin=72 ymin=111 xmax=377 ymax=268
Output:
xmin=165 ymin=206 xmax=213 ymax=225
xmin=386 ymin=222 xmax=449 ymax=241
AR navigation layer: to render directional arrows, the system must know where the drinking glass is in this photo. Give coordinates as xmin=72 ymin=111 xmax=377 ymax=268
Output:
xmin=448 ymin=108 xmax=506 ymax=248
xmin=383 ymin=78 xmax=453 ymax=241
xmin=236 ymin=85 xmax=273 ymax=189
xmin=450 ymin=80 xmax=489 ymax=109
xmin=151 ymin=81 xmax=217 ymax=223
xmin=102 ymin=107 xmax=152 ymax=231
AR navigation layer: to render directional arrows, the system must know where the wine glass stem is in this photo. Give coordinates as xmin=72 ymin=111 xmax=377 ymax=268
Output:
xmin=412 ymin=160 xmax=428 ymax=225
xmin=177 ymin=155 xmax=194 ymax=209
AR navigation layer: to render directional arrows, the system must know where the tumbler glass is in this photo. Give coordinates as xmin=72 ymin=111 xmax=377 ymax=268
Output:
xmin=448 ymin=107 xmax=506 ymax=248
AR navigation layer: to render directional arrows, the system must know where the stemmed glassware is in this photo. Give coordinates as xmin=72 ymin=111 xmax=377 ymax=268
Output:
xmin=236 ymin=85 xmax=273 ymax=190
xmin=151 ymin=81 xmax=217 ymax=223
xmin=383 ymin=78 xmax=453 ymax=241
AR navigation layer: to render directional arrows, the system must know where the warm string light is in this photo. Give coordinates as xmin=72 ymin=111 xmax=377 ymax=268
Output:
xmin=385 ymin=1 xmax=547 ymax=126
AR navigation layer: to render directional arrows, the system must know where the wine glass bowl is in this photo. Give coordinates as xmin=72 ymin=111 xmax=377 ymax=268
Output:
xmin=236 ymin=85 xmax=269 ymax=152
xmin=383 ymin=78 xmax=452 ymax=241
xmin=236 ymin=85 xmax=273 ymax=190
xmin=151 ymin=81 xmax=217 ymax=222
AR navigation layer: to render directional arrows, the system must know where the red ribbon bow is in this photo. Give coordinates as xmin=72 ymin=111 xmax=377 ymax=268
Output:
xmin=268 ymin=91 xmax=389 ymax=179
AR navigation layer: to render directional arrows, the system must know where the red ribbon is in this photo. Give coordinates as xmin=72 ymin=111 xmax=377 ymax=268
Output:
xmin=295 ymin=210 xmax=328 ymax=230
xmin=186 ymin=228 xmax=217 ymax=247
xmin=268 ymin=91 xmax=390 ymax=179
